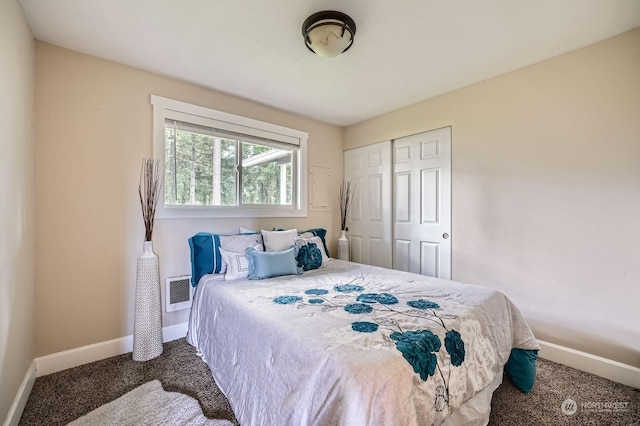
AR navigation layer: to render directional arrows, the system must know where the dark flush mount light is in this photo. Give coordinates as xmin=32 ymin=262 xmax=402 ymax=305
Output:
xmin=302 ymin=11 xmax=356 ymax=58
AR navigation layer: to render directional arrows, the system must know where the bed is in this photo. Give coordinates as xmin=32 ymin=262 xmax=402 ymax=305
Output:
xmin=187 ymin=259 xmax=539 ymax=425
xmin=187 ymin=259 xmax=539 ymax=426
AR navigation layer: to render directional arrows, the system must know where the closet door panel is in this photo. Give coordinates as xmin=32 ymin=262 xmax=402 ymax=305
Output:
xmin=369 ymin=238 xmax=385 ymax=268
xmin=420 ymin=241 xmax=440 ymax=277
xmin=350 ymin=235 xmax=363 ymax=264
xmin=393 ymin=239 xmax=412 ymax=272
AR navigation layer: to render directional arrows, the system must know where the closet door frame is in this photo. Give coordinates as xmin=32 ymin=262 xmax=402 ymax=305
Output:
xmin=344 ymin=126 xmax=452 ymax=278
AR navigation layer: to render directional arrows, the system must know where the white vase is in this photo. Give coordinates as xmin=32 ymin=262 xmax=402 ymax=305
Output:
xmin=133 ymin=240 xmax=163 ymax=361
xmin=337 ymin=229 xmax=350 ymax=261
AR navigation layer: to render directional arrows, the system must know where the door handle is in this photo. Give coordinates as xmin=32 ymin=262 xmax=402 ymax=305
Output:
xmin=442 ymin=233 xmax=449 ymax=239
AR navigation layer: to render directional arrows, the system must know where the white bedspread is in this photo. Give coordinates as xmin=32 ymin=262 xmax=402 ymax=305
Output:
xmin=188 ymin=260 xmax=538 ymax=426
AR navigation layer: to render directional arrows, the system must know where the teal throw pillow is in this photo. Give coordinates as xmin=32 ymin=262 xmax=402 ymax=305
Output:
xmin=296 ymin=242 xmax=322 ymax=271
xmin=188 ymin=233 xmax=223 ymax=286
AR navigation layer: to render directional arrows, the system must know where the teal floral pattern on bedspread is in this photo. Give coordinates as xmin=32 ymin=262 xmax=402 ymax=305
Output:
xmin=273 ymin=280 xmax=469 ymax=412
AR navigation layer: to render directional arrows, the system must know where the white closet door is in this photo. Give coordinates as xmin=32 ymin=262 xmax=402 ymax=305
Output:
xmin=393 ymin=127 xmax=451 ymax=279
xmin=344 ymin=141 xmax=392 ymax=268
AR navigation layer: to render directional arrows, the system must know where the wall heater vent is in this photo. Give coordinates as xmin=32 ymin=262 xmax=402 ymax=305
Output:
xmin=165 ymin=275 xmax=193 ymax=312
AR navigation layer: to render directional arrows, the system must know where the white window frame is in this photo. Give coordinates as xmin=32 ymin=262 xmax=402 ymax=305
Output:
xmin=151 ymin=95 xmax=308 ymax=218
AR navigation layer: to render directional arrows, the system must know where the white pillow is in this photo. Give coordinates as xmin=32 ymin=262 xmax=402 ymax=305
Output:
xmin=261 ymin=229 xmax=298 ymax=252
xmin=239 ymin=227 xmax=256 ymax=234
xmin=295 ymin=236 xmax=329 ymax=264
xmin=220 ymin=244 xmax=263 ymax=280
xmin=218 ymin=233 xmax=264 ymax=274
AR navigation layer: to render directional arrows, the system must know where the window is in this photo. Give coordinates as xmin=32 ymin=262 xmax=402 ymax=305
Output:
xmin=152 ymin=96 xmax=308 ymax=218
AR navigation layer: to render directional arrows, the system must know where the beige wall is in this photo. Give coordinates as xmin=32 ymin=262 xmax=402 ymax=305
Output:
xmin=34 ymin=43 xmax=343 ymax=356
xmin=345 ymin=29 xmax=640 ymax=367
xmin=0 ymin=0 xmax=36 ymax=421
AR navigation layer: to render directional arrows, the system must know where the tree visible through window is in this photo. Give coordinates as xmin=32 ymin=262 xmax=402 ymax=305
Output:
xmin=241 ymin=142 xmax=292 ymax=205
xmin=164 ymin=119 xmax=294 ymax=207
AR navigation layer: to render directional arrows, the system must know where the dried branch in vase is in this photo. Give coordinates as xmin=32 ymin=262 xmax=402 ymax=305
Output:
xmin=138 ymin=158 xmax=164 ymax=242
xmin=339 ymin=180 xmax=355 ymax=231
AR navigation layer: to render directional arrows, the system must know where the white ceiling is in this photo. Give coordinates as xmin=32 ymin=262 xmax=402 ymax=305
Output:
xmin=19 ymin=0 xmax=640 ymax=126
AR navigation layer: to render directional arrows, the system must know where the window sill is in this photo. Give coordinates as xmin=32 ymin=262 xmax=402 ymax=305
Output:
xmin=156 ymin=205 xmax=308 ymax=219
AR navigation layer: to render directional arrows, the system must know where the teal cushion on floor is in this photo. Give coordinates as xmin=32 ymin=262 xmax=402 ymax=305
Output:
xmin=505 ymin=348 xmax=539 ymax=394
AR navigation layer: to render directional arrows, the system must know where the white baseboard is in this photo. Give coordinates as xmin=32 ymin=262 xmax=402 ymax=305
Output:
xmin=538 ymin=339 xmax=640 ymax=389
xmin=3 ymin=360 xmax=36 ymax=426
xmin=35 ymin=322 xmax=188 ymax=377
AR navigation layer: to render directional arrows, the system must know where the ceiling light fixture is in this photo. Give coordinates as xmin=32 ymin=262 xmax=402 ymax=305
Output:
xmin=302 ymin=11 xmax=356 ymax=59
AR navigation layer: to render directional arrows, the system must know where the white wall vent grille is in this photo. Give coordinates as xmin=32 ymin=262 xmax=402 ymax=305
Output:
xmin=165 ymin=275 xmax=193 ymax=312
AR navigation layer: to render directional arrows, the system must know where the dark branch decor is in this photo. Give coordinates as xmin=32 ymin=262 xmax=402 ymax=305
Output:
xmin=138 ymin=158 xmax=164 ymax=242
xmin=338 ymin=180 xmax=355 ymax=261
xmin=339 ymin=180 xmax=355 ymax=231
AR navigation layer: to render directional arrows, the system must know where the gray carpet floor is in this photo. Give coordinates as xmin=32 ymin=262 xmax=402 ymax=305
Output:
xmin=20 ymin=338 xmax=639 ymax=425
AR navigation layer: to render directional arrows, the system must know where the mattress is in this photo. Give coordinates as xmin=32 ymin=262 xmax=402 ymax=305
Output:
xmin=187 ymin=260 xmax=538 ymax=425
